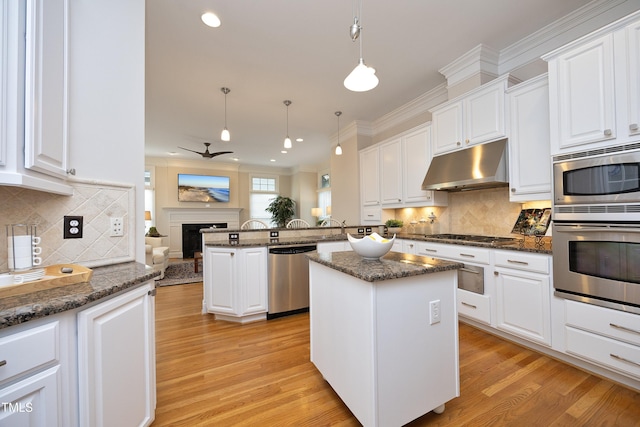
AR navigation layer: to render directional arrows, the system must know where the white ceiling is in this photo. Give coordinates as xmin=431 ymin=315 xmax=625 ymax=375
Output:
xmin=145 ymin=0 xmax=597 ymax=170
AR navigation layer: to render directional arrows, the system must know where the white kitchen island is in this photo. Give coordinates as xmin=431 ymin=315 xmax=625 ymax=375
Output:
xmin=307 ymin=251 xmax=462 ymax=427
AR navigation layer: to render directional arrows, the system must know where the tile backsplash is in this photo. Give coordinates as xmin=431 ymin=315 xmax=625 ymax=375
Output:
xmin=0 ymin=181 xmax=135 ymax=272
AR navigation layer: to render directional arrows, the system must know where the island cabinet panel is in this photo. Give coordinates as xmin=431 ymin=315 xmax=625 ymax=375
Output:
xmin=310 ymin=262 xmax=459 ymax=427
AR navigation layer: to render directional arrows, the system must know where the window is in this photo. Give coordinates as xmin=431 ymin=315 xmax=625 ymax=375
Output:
xmin=318 ymin=171 xmax=331 ymax=219
xmin=250 ymin=176 xmax=278 ymax=226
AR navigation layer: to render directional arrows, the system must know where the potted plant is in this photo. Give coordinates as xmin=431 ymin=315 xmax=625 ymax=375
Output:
xmin=146 ymin=226 xmax=161 ymax=237
xmin=385 ymin=219 xmax=404 ymax=234
xmin=266 ymin=196 xmax=296 ymax=228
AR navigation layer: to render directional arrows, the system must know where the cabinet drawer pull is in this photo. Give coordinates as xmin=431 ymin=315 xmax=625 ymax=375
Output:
xmin=422 ymin=248 xmax=438 ymax=253
xmin=604 ymin=129 xmax=612 ymax=136
xmin=459 ymin=253 xmax=475 ymax=258
xmin=610 ymin=323 xmax=640 ymax=335
xmin=459 ymin=268 xmax=480 ymax=275
xmin=461 ymin=302 xmax=477 ymax=309
xmin=630 ymin=123 xmax=639 ymax=131
xmin=610 ymin=353 xmax=640 ymax=367
xmin=0 ymin=360 xmax=6 ymax=367
xmin=367 ymin=214 xmax=374 ymax=217
xmin=507 ymin=259 xmax=529 ymax=265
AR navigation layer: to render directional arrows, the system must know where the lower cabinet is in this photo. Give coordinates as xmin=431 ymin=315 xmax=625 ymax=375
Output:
xmin=0 ymin=281 xmax=156 ymax=427
xmin=564 ymin=300 xmax=640 ymax=379
xmin=316 ymin=241 xmax=350 ymax=254
xmin=204 ymin=246 xmax=268 ymax=322
xmin=457 ymin=289 xmax=491 ymax=325
xmin=494 ymin=250 xmax=551 ymax=346
xmin=77 ymin=282 xmax=156 ymax=427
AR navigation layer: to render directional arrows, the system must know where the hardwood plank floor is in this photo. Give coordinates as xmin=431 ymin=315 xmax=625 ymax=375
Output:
xmin=152 ymin=283 xmax=640 ymax=426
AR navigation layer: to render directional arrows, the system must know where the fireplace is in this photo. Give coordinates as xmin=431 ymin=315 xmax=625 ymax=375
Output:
xmin=182 ymin=223 xmax=227 ymax=258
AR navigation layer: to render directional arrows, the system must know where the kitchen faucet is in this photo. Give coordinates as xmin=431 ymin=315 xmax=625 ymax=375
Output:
xmin=341 ymin=220 xmax=346 ymax=234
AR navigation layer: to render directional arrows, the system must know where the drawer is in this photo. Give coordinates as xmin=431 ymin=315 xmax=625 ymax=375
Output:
xmin=457 ymin=289 xmax=491 ymax=325
xmin=565 ymin=300 xmax=640 ymax=346
xmin=494 ymin=250 xmax=550 ymax=274
xmin=566 ymin=326 xmax=640 ymax=379
xmin=0 ymin=321 xmax=59 ymax=384
xmin=362 ymin=206 xmax=381 ymax=221
xmin=417 ymin=242 xmax=490 ymax=264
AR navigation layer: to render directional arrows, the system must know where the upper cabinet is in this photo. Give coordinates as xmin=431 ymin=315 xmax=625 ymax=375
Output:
xmin=506 ymin=74 xmax=552 ymax=202
xmin=0 ymin=0 xmax=72 ymax=195
xmin=359 ymin=124 xmax=447 ymax=224
xmin=431 ymin=75 xmax=512 ymax=156
xmin=543 ymin=11 xmax=640 ymax=155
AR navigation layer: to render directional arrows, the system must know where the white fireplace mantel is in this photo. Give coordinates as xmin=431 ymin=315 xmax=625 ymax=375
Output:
xmin=164 ymin=208 xmax=242 ymax=258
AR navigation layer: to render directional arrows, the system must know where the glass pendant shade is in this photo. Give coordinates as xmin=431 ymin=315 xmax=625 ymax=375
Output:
xmin=344 ymin=58 xmax=378 ymax=92
xmin=221 ymin=127 xmax=230 ymax=141
xmin=284 ymin=136 xmax=292 ymax=149
xmin=335 ymin=144 xmax=343 ymax=155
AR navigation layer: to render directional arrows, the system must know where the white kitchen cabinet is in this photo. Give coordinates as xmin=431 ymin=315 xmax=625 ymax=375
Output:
xmin=506 ymin=74 xmax=552 ymax=202
xmin=456 ymin=288 xmax=491 ymax=325
xmin=0 ymin=0 xmax=72 ymax=195
xmin=431 ymin=75 xmax=510 ymax=156
xmin=380 ymin=138 xmax=403 ymax=205
xmin=564 ymin=300 xmax=640 ymax=379
xmin=359 ymin=146 xmax=380 ymax=207
xmin=359 ymin=124 xmax=447 ymax=221
xmin=317 ymin=241 xmax=350 ymax=254
xmin=77 ymin=282 xmax=156 ymax=427
xmin=544 ymin=11 xmax=640 ymax=155
xmin=494 ymin=250 xmax=552 ymax=346
xmin=204 ymin=246 xmax=268 ymax=322
xmin=0 ymin=318 xmax=66 ymax=427
xmin=401 ymin=239 xmax=416 ymax=254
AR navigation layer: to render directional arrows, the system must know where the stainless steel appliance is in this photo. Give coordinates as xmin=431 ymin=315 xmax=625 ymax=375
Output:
xmin=458 ymin=264 xmax=484 ymax=294
xmin=267 ymin=243 xmax=317 ymax=319
xmin=553 ymin=222 xmax=640 ymax=314
xmin=422 ymin=139 xmax=509 ymax=192
xmin=553 ymin=145 xmax=640 ymax=221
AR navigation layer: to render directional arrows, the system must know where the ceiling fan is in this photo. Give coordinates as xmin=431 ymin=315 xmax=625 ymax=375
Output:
xmin=178 ymin=142 xmax=233 ymax=159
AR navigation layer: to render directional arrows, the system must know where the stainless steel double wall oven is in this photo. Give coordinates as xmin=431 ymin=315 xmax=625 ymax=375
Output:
xmin=552 ymin=144 xmax=640 ymax=314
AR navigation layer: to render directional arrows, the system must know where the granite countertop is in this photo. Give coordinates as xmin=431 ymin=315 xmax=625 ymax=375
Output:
xmin=0 ymin=262 xmax=159 ymax=329
xmin=307 ymin=251 xmax=463 ymax=282
xmin=206 ymin=233 xmax=552 ymax=254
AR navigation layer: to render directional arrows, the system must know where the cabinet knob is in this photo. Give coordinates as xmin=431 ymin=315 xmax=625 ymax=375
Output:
xmin=630 ymin=123 xmax=639 ymax=131
xmin=511 ymin=188 xmax=516 ymax=193
xmin=465 ymin=139 xmax=470 ymax=144
xmin=398 ymin=199 xmax=401 ymax=202
xmin=494 ymin=271 xmax=499 ymax=276
xmin=456 ymin=141 xmax=461 ymax=146
xmin=604 ymin=129 xmax=612 ymax=136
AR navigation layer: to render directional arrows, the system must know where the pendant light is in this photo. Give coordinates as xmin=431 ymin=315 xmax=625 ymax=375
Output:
xmin=335 ymin=111 xmax=343 ymax=155
xmin=344 ymin=0 xmax=378 ymax=92
xmin=220 ymin=87 xmax=230 ymax=141
xmin=283 ymin=100 xmax=292 ymax=149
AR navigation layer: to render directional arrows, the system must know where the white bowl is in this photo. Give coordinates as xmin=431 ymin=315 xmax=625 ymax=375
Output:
xmin=347 ymin=233 xmax=396 ymax=259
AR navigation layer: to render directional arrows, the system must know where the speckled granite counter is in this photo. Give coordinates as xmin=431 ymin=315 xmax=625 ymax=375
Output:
xmin=306 ymin=251 xmax=463 ymax=282
xmin=0 ymin=262 xmax=159 ymax=329
xmin=204 ymin=232 xmax=552 ymax=254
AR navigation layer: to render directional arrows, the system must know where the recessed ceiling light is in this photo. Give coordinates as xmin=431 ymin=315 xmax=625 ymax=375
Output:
xmin=231 ymin=157 xmax=239 ymax=161
xmin=201 ymin=12 xmax=221 ymax=28
xmin=296 ymin=138 xmax=303 ymax=142
xmin=281 ymin=150 xmax=288 ymax=154
xmin=168 ymin=151 xmax=178 ymax=156
xmin=270 ymin=159 xmax=276 ymax=162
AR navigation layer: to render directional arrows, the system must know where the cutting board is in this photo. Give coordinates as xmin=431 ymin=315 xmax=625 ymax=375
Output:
xmin=0 ymin=264 xmax=93 ymax=299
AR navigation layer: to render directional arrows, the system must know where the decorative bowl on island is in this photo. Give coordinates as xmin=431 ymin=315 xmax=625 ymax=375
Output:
xmin=347 ymin=232 xmax=396 ymax=260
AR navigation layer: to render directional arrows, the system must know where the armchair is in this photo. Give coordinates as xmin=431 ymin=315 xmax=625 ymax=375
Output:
xmin=145 ymin=236 xmax=170 ymax=279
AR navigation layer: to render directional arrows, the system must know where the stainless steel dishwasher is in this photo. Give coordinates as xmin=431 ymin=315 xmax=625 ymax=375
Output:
xmin=267 ymin=243 xmax=317 ymax=319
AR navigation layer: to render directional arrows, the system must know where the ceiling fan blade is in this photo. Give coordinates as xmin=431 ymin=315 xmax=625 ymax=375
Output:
xmin=178 ymin=146 xmax=204 ymax=155
xmin=208 ymin=151 xmax=233 ymax=158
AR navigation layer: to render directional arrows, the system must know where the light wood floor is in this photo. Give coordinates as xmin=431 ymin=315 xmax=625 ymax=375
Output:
xmin=152 ymin=283 xmax=640 ymax=426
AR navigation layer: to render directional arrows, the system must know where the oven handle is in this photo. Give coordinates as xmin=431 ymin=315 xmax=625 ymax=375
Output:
xmin=554 ymin=224 xmax=640 ymax=233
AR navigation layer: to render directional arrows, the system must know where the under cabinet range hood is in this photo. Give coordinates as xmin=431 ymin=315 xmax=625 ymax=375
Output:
xmin=422 ymin=139 xmax=509 ymax=191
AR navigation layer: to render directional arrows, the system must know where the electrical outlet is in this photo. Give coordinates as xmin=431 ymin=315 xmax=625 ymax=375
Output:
xmin=429 ymin=300 xmax=441 ymax=325
xmin=110 ymin=217 xmax=124 ymax=237
xmin=270 ymin=231 xmax=279 ymax=238
xmin=63 ymin=216 xmax=83 ymax=239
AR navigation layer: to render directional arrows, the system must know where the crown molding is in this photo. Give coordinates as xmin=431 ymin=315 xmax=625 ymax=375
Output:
xmin=500 ymin=0 xmax=630 ymax=73
xmin=438 ymin=44 xmax=500 ymax=88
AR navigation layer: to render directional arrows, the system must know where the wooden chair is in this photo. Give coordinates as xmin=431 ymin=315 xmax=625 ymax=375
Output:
xmin=241 ymin=219 xmax=269 ymax=230
xmin=320 ymin=218 xmax=342 ymax=227
xmin=286 ymin=219 xmax=311 ymax=228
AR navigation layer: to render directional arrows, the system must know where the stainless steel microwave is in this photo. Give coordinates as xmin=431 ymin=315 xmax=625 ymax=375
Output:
xmin=553 ymin=150 xmax=640 ymax=206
